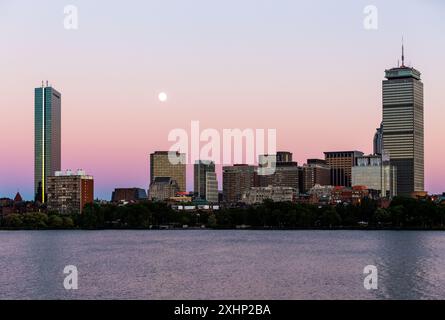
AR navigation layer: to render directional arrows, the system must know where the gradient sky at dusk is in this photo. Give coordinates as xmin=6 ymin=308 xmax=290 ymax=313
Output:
xmin=1 ymin=0 xmax=444 ymax=200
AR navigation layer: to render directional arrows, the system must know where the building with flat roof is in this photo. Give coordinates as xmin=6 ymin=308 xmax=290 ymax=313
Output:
xmin=150 ymin=151 xmax=186 ymax=192
xmin=351 ymin=154 xmax=397 ymax=198
xmin=242 ymin=186 xmax=295 ymax=205
xmin=194 ymin=160 xmax=216 ymax=200
xmin=223 ymin=164 xmax=256 ymax=203
xmin=46 ymin=170 xmax=94 ymax=214
xmin=34 ymin=82 xmax=61 ymax=203
xmin=111 ymin=188 xmax=147 ymax=203
xmin=299 ymin=159 xmax=330 ymax=193
xmin=324 ymin=151 xmax=364 ymax=187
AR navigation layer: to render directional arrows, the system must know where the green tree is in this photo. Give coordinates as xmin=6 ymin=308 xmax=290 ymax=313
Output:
xmin=62 ymin=216 xmax=75 ymax=229
xmin=4 ymin=214 xmax=23 ymax=228
xmin=48 ymin=215 xmax=64 ymax=229
xmin=321 ymin=208 xmax=341 ymax=227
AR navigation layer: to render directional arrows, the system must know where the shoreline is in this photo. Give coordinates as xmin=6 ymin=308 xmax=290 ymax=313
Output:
xmin=1 ymin=226 xmax=444 ymax=231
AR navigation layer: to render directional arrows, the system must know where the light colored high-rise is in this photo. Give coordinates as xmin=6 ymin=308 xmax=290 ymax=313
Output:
xmin=34 ymin=82 xmax=61 ymax=203
xmin=194 ymin=160 xmax=216 ymax=200
xmin=150 ymin=151 xmax=186 ymax=192
xmin=205 ymin=171 xmax=219 ymax=203
xmin=351 ymin=154 xmax=397 ymax=198
xmin=382 ymin=44 xmax=424 ymax=195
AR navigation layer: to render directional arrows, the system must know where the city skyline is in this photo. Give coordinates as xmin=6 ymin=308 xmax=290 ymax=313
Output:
xmin=1 ymin=1 xmax=445 ymax=200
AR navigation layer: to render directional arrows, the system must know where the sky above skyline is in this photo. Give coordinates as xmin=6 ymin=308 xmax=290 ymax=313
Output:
xmin=1 ymin=0 xmax=444 ymax=200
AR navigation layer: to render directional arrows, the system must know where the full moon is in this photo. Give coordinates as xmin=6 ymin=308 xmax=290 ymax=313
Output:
xmin=158 ymin=92 xmax=168 ymax=102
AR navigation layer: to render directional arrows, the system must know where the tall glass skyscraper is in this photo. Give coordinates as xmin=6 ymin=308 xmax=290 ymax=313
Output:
xmin=34 ymin=82 xmax=61 ymax=202
xmin=382 ymin=47 xmax=424 ymax=196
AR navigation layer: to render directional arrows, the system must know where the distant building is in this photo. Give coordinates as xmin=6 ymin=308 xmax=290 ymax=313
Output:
xmin=382 ymin=47 xmax=424 ymax=195
xmin=34 ymin=82 xmax=61 ymax=203
xmin=111 ymin=188 xmax=147 ymax=203
xmin=331 ymin=186 xmax=373 ymax=205
xmin=324 ymin=151 xmax=364 ymax=187
xmin=299 ymin=159 xmax=330 ymax=193
xmin=308 ymin=184 xmax=335 ymax=205
xmin=205 ymin=171 xmax=219 ymax=203
xmin=149 ymin=177 xmax=179 ymax=201
xmin=194 ymin=160 xmax=216 ymax=200
xmin=258 ymin=152 xmax=299 ymax=193
xmin=150 ymin=151 xmax=186 ymax=192
xmin=242 ymin=186 xmax=296 ymax=205
xmin=14 ymin=192 xmax=23 ymax=203
xmin=46 ymin=170 xmax=94 ymax=214
xmin=373 ymin=122 xmax=383 ymax=155
xmin=351 ymin=154 xmax=397 ymax=198
xmin=223 ymin=164 xmax=256 ymax=203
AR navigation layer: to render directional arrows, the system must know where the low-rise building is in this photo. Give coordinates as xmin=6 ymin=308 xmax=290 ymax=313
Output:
xmin=111 ymin=188 xmax=148 ymax=203
xmin=149 ymin=177 xmax=179 ymax=201
xmin=242 ymin=186 xmax=296 ymax=205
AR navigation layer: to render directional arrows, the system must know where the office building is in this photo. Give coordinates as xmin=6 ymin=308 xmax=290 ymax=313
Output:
xmin=258 ymin=152 xmax=299 ymax=193
xmin=351 ymin=154 xmax=397 ymax=198
xmin=223 ymin=164 xmax=256 ymax=203
xmin=373 ymin=122 xmax=383 ymax=155
xmin=242 ymin=186 xmax=295 ymax=205
xmin=299 ymin=159 xmax=331 ymax=193
xmin=324 ymin=151 xmax=364 ymax=187
xmin=382 ymin=45 xmax=424 ymax=195
xmin=150 ymin=151 xmax=186 ymax=192
xmin=194 ymin=160 xmax=216 ymax=200
xmin=34 ymin=82 xmax=61 ymax=203
xmin=46 ymin=170 xmax=94 ymax=214
xmin=111 ymin=188 xmax=148 ymax=203
xmin=148 ymin=177 xmax=179 ymax=201
xmin=205 ymin=171 xmax=219 ymax=203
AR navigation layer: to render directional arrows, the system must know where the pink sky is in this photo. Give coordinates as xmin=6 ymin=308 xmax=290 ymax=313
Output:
xmin=0 ymin=1 xmax=444 ymax=199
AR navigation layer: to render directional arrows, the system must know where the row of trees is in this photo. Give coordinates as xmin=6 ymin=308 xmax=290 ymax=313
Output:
xmin=1 ymin=197 xmax=444 ymax=230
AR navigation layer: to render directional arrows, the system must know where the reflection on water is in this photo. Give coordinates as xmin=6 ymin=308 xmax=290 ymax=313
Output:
xmin=0 ymin=230 xmax=444 ymax=299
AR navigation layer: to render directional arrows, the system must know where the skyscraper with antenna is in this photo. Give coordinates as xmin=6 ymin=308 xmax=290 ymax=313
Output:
xmin=34 ymin=82 xmax=61 ymax=203
xmin=382 ymin=42 xmax=424 ymax=195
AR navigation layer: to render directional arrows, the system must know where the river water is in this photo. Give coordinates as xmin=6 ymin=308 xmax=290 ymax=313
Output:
xmin=0 ymin=230 xmax=444 ymax=299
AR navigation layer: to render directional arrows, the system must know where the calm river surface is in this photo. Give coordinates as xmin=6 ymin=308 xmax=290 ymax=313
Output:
xmin=0 ymin=230 xmax=444 ymax=299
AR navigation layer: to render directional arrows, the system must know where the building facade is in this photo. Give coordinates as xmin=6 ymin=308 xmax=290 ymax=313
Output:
xmin=34 ymin=82 xmax=61 ymax=203
xmin=150 ymin=151 xmax=186 ymax=192
xmin=382 ymin=50 xmax=424 ymax=195
xmin=324 ymin=151 xmax=364 ymax=187
xmin=222 ymin=164 xmax=256 ymax=203
xmin=148 ymin=177 xmax=179 ymax=201
xmin=205 ymin=172 xmax=219 ymax=203
xmin=111 ymin=188 xmax=148 ymax=203
xmin=194 ymin=160 xmax=216 ymax=200
xmin=373 ymin=122 xmax=383 ymax=155
xmin=242 ymin=186 xmax=295 ymax=205
xmin=46 ymin=170 xmax=94 ymax=214
xmin=299 ymin=159 xmax=331 ymax=193
xmin=351 ymin=154 xmax=397 ymax=198
xmin=258 ymin=152 xmax=299 ymax=193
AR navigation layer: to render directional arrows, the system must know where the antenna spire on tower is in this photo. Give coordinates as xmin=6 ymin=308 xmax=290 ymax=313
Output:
xmin=401 ymin=37 xmax=405 ymax=67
